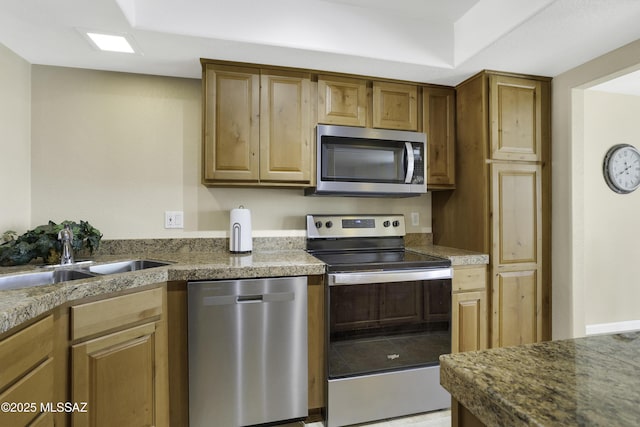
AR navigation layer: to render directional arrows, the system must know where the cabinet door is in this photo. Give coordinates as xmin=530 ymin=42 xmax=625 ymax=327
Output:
xmin=489 ymin=75 xmax=542 ymax=161
xmin=318 ymin=76 xmax=368 ymax=127
xmin=452 ymin=290 xmax=487 ymax=353
xmin=260 ymin=70 xmax=312 ymax=182
xmin=491 ymin=163 xmax=541 ymax=267
xmin=492 ymin=268 xmax=542 ymax=347
xmin=203 ymin=64 xmax=260 ymax=182
xmin=372 ymin=81 xmax=418 ymax=130
xmin=424 ymin=87 xmax=456 ymax=188
xmin=72 ymin=322 xmax=162 ymax=427
xmin=491 ymin=162 xmax=542 ymax=346
xmin=0 ymin=359 xmax=54 ymax=427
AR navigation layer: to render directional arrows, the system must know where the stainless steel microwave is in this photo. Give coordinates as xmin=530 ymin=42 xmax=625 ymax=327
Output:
xmin=305 ymin=125 xmax=427 ymax=197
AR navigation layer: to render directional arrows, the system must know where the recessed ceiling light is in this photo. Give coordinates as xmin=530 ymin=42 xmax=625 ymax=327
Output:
xmin=79 ymin=29 xmax=139 ymax=54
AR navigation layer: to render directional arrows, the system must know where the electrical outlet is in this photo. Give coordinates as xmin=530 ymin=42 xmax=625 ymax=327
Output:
xmin=411 ymin=212 xmax=420 ymax=226
xmin=165 ymin=211 xmax=184 ymax=229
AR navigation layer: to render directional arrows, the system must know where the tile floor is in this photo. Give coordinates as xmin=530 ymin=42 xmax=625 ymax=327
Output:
xmin=304 ymin=409 xmax=451 ymax=427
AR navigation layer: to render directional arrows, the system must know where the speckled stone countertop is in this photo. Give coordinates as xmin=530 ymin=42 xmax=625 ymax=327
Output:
xmin=0 ymin=249 xmax=324 ymax=335
xmin=440 ymin=332 xmax=640 ymax=426
xmin=0 ymin=236 xmax=487 ymax=335
xmin=408 ymin=245 xmax=489 ymax=266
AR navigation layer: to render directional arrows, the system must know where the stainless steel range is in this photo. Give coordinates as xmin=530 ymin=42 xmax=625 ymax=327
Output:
xmin=306 ymin=214 xmax=452 ymax=427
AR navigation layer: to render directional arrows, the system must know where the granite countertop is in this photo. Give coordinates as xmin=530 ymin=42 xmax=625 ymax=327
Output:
xmin=440 ymin=332 xmax=640 ymax=426
xmin=0 ymin=239 xmax=487 ymax=336
xmin=0 ymin=250 xmax=325 ymax=335
xmin=408 ymin=244 xmax=489 ymax=266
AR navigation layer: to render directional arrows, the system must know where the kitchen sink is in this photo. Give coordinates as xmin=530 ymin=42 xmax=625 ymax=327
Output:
xmin=0 ymin=269 xmax=96 ymax=291
xmin=88 ymin=259 xmax=171 ymax=275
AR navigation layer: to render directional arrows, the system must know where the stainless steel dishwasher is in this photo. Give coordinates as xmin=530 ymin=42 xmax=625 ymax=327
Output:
xmin=188 ymin=276 xmax=308 ymax=427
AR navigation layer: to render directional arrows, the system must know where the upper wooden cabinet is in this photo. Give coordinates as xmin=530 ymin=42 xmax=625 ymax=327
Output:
xmin=202 ymin=59 xmax=459 ymax=190
xmin=317 ymin=75 xmax=368 ymax=127
xmin=260 ymin=70 xmax=312 ymax=182
xmin=490 ymin=75 xmax=542 ymax=161
xmin=372 ymin=81 xmax=418 ymax=130
xmin=423 ymin=87 xmax=456 ymax=188
xmin=203 ymin=64 xmax=260 ymax=182
xmin=202 ymin=62 xmax=313 ymax=186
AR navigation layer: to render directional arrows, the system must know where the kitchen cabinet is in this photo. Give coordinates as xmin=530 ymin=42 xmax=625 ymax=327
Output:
xmin=259 ymin=70 xmax=312 ymax=183
xmin=70 ymin=287 xmax=169 ymax=427
xmin=0 ymin=315 xmax=55 ymax=427
xmin=491 ymin=162 xmax=542 ymax=346
xmin=372 ymin=81 xmax=418 ymax=130
xmin=489 ymin=75 xmax=542 ymax=162
xmin=317 ymin=75 xmax=368 ymax=127
xmin=202 ymin=64 xmax=259 ymax=182
xmin=451 ymin=265 xmax=488 ymax=353
xmin=423 ymin=86 xmax=456 ymax=189
xmin=432 ymin=70 xmax=551 ymax=346
xmin=307 ymin=275 xmax=325 ymax=415
xmin=202 ymin=61 xmax=313 ymax=186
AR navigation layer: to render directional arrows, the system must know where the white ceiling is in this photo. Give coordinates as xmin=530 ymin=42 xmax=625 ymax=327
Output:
xmin=3 ymin=0 xmax=640 ymax=86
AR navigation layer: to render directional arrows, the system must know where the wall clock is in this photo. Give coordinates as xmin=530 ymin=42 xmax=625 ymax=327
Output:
xmin=603 ymin=144 xmax=640 ymax=194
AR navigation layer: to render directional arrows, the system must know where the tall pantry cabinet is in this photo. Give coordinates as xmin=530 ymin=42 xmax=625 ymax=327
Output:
xmin=433 ymin=71 xmax=551 ymax=346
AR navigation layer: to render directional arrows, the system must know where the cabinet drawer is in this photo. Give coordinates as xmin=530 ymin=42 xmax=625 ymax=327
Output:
xmin=452 ymin=266 xmax=487 ymax=293
xmin=71 ymin=287 xmax=163 ymax=341
xmin=0 ymin=315 xmax=53 ymax=390
xmin=0 ymin=358 xmax=54 ymax=427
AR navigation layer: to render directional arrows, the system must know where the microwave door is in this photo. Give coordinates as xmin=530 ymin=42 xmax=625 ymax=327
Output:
xmin=404 ymin=142 xmax=414 ymax=184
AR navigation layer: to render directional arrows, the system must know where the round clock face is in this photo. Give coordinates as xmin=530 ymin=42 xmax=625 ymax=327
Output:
xmin=603 ymin=144 xmax=640 ymax=194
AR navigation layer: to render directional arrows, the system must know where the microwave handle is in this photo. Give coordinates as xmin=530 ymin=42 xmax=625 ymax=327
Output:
xmin=404 ymin=142 xmax=415 ymax=184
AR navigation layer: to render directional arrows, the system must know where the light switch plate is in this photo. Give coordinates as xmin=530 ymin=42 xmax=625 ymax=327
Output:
xmin=411 ymin=212 xmax=420 ymax=226
xmin=165 ymin=211 xmax=184 ymax=229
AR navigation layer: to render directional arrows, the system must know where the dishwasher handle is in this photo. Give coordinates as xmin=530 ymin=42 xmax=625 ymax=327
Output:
xmin=203 ymin=291 xmax=295 ymax=306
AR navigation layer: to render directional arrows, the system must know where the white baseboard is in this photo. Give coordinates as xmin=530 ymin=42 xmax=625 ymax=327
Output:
xmin=585 ymin=320 xmax=640 ymax=336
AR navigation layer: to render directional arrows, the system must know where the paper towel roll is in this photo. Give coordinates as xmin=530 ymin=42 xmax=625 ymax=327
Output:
xmin=229 ymin=206 xmax=252 ymax=253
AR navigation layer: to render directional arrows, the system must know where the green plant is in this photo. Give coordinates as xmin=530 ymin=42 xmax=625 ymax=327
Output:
xmin=0 ymin=220 xmax=103 ymax=266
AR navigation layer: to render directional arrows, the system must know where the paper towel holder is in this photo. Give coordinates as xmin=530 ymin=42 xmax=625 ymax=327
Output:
xmin=229 ymin=205 xmax=252 ymax=254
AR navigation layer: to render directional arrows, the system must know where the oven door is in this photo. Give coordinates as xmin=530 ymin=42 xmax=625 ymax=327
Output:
xmin=327 ymin=269 xmax=452 ymax=379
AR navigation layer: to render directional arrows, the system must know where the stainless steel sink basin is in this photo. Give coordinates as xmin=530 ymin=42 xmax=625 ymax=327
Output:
xmin=0 ymin=269 xmax=96 ymax=291
xmin=89 ymin=259 xmax=170 ymax=275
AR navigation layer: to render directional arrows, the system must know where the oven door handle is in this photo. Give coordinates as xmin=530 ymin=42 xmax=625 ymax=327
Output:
xmin=328 ymin=268 xmax=452 ymax=286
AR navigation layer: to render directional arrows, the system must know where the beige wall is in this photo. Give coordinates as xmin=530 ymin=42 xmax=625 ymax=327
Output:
xmin=552 ymin=38 xmax=640 ymax=338
xmin=30 ymin=65 xmax=432 ymax=240
xmin=583 ymin=90 xmax=640 ymax=327
xmin=0 ymin=44 xmax=31 ymax=233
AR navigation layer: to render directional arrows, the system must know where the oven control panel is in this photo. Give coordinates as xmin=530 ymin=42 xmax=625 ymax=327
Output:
xmin=306 ymin=214 xmax=406 ymax=239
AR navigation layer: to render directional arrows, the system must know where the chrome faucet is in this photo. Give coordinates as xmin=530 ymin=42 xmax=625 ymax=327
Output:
xmin=58 ymin=224 xmax=74 ymax=265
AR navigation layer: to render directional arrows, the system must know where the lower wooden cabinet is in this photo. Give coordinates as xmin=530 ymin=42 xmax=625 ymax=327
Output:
xmin=70 ymin=287 xmax=169 ymax=427
xmin=451 ymin=265 xmax=488 ymax=353
xmin=0 ymin=315 xmax=55 ymax=427
xmin=307 ymin=275 xmax=325 ymax=414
